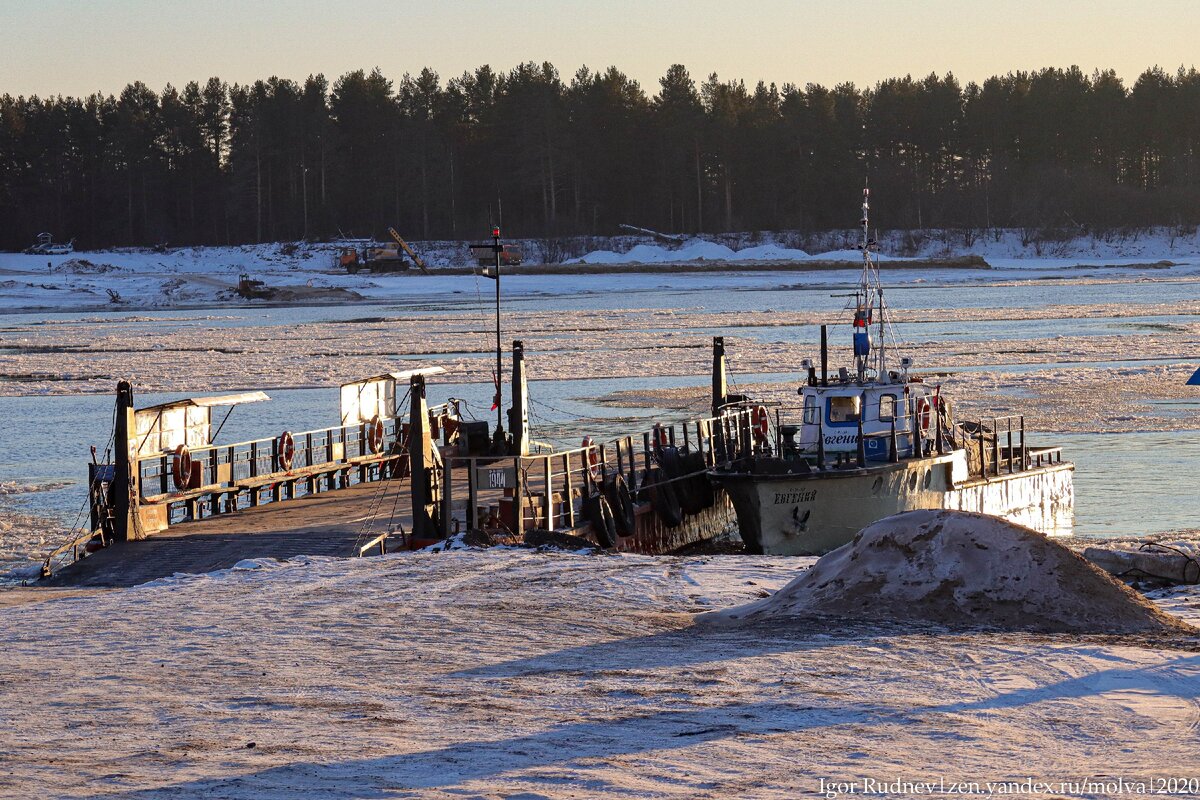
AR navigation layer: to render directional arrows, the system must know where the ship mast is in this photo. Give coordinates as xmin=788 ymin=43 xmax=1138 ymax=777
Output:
xmin=853 ymin=185 xmax=888 ymax=381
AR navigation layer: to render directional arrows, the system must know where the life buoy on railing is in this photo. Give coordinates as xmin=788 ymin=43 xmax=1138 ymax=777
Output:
xmin=276 ymin=430 xmax=295 ymax=471
xmin=367 ymin=415 xmax=385 ymax=454
xmin=652 ymin=424 xmax=670 ymax=450
xmin=172 ymin=444 xmax=193 ymax=491
xmin=582 ymin=435 xmax=601 ymax=479
xmin=751 ymin=405 xmax=770 ymax=442
xmin=916 ymin=398 xmax=933 ymax=433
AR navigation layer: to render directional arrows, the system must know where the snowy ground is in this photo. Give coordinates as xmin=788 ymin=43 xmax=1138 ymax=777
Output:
xmin=1 ymin=549 xmax=1198 ymax=799
xmin=3 ymin=227 xmax=1200 ymax=313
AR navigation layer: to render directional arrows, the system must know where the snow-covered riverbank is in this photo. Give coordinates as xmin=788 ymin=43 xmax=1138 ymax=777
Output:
xmin=2 ymin=549 xmax=1198 ymax=798
xmin=3 ymin=227 xmax=1200 ymax=313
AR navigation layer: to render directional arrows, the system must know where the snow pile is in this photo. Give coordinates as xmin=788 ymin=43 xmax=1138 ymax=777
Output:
xmin=701 ymin=510 xmax=1195 ymax=633
xmin=568 ymin=238 xmax=898 ymax=265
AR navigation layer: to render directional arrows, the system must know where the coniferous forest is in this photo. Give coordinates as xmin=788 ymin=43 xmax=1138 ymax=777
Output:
xmin=2 ymin=62 xmax=1199 ymax=250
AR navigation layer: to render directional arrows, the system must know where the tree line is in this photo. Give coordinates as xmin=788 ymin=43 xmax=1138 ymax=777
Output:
xmin=2 ymin=62 xmax=1198 ymax=251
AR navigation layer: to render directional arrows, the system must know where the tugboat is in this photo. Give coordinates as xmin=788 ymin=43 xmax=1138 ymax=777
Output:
xmin=710 ymin=188 xmax=1075 ymax=555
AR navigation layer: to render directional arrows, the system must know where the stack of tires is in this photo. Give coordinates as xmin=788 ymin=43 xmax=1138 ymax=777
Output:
xmin=583 ymin=472 xmax=636 ymax=548
xmin=640 ymin=445 xmax=716 ymax=529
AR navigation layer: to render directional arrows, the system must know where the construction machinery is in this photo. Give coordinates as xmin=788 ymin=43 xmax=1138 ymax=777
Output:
xmin=469 ymin=243 xmax=523 ymax=267
xmin=337 ymin=228 xmax=428 ymax=274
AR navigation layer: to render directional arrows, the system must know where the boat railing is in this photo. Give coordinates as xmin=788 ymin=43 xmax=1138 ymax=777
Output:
xmin=134 ymin=401 xmax=461 ymax=526
xmin=962 ymin=414 xmax=1046 ymax=479
xmin=444 ymin=407 xmax=756 ymax=537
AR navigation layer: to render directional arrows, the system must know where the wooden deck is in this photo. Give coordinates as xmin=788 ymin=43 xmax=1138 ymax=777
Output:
xmin=47 ymin=480 xmax=412 ymax=588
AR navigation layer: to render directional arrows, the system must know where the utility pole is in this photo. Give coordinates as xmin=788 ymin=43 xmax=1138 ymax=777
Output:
xmin=491 ymin=226 xmax=505 ymax=452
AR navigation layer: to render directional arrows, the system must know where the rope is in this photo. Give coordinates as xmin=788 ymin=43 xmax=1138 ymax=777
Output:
xmin=352 ymin=418 xmax=417 ymax=553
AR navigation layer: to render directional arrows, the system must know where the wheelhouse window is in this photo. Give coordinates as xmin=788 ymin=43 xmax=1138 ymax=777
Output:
xmin=878 ymin=394 xmax=897 ymax=422
xmin=802 ymin=394 xmax=818 ymax=425
xmin=827 ymin=396 xmax=861 ymax=425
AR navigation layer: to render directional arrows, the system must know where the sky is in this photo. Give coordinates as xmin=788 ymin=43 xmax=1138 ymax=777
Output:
xmin=2 ymin=0 xmax=1198 ymax=98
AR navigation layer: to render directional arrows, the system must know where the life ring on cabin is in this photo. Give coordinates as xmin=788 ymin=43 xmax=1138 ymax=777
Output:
xmin=172 ymin=444 xmax=193 ymax=491
xmin=276 ymin=430 xmax=295 ymax=471
xmin=582 ymin=436 xmax=602 ymax=479
xmin=751 ymin=405 xmax=770 ymax=442
xmin=652 ymin=424 xmax=670 ymax=450
xmin=367 ymin=415 xmax=385 ymax=454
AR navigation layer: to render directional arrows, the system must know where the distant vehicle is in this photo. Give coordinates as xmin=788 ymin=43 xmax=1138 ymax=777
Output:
xmin=469 ymin=243 xmax=523 ymax=267
xmin=236 ymin=274 xmax=272 ymax=300
xmin=337 ymin=227 xmax=428 ymax=274
xmin=24 ymin=232 xmax=74 ymax=256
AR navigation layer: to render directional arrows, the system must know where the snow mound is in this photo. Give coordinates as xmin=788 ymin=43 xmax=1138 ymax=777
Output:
xmin=700 ymin=510 xmax=1195 ymax=634
xmin=568 ymin=238 xmax=912 ymax=265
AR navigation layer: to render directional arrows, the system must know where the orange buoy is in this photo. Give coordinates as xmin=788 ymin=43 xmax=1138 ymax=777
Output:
xmin=276 ymin=430 xmax=295 ymax=471
xmin=367 ymin=415 xmax=385 ymax=454
xmin=582 ymin=435 xmax=601 ymax=478
xmin=172 ymin=444 xmax=193 ymax=490
xmin=751 ymin=405 xmax=770 ymax=442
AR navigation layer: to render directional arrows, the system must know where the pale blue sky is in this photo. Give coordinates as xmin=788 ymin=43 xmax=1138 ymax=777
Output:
xmin=2 ymin=0 xmax=1197 ymax=97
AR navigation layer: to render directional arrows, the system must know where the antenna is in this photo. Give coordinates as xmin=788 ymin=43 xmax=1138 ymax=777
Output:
xmin=849 ymin=180 xmax=895 ymax=381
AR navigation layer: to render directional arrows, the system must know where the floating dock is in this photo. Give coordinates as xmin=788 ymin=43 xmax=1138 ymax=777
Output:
xmin=43 ymin=341 xmax=755 ymax=586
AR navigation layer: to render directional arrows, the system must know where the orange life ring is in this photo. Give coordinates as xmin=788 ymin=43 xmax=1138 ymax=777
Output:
xmin=751 ymin=405 xmax=770 ymax=442
xmin=276 ymin=430 xmax=295 ymax=471
xmin=582 ymin=436 xmax=601 ymax=478
xmin=367 ymin=415 xmax=385 ymax=454
xmin=172 ymin=444 xmax=193 ymax=490
xmin=916 ymin=398 xmax=933 ymax=432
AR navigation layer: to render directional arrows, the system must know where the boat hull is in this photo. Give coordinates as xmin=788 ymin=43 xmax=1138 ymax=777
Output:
xmin=715 ymin=451 xmax=1074 ymax=555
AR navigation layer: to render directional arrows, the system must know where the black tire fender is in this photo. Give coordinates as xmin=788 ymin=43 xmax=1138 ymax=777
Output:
xmin=584 ymin=493 xmax=618 ymax=548
xmin=605 ymin=473 xmax=637 ymax=537
xmin=645 ymin=468 xmax=683 ymax=528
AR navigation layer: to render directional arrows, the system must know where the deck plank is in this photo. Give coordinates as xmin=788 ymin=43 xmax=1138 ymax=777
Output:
xmin=47 ymin=480 xmax=412 ymax=587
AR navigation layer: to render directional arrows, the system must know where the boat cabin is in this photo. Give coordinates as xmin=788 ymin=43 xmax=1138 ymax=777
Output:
xmin=794 ymin=379 xmax=938 ymax=461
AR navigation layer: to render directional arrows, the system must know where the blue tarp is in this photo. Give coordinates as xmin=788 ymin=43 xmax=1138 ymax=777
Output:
xmin=1189 ymin=366 xmax=1200 ymax=386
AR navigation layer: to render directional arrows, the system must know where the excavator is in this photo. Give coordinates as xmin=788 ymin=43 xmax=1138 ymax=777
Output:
xmin=338 ymin=228 xmax=428 ymax=274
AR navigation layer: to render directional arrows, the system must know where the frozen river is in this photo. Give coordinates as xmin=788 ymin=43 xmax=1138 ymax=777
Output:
xmin=2 ymin=261 xmax=1199 ymax=578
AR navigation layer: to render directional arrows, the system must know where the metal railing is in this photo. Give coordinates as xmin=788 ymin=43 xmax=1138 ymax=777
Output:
xmin=134 ymin=401 xmax=460 ymax=525
xmin=442 ymin=407 xmax=756 ymax=538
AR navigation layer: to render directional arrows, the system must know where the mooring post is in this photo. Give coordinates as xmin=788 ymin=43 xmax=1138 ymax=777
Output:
xmin=513 ymin=455 xmax=524 ymax=537
xmin=112 ymin=381 xmax=138 ymax=541
xmin=408 ymin=374 xmax=439 ymax=539
xmin=1020 ymin=416 xmax=1027 ymax=470
xmin=467 ymin=456 xmax=478 ymax=530
xmin=711 ymin=336 xmax=727 ymax=417
xmin=888 ymin=418 xmax=899 ymax=463
xmin=441 ymin=448 xmax=454 ymax=539
xmin=935 ymin=396 xmax=944 ymax=455
xmin=820 ymin=325 xmax=829 ymax=386
xmin=509 ymin=340 xmax=529 ymax=457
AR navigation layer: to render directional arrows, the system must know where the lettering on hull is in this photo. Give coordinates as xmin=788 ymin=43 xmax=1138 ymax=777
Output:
xmin=773 ymin=489 xmax=817 ymax=505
